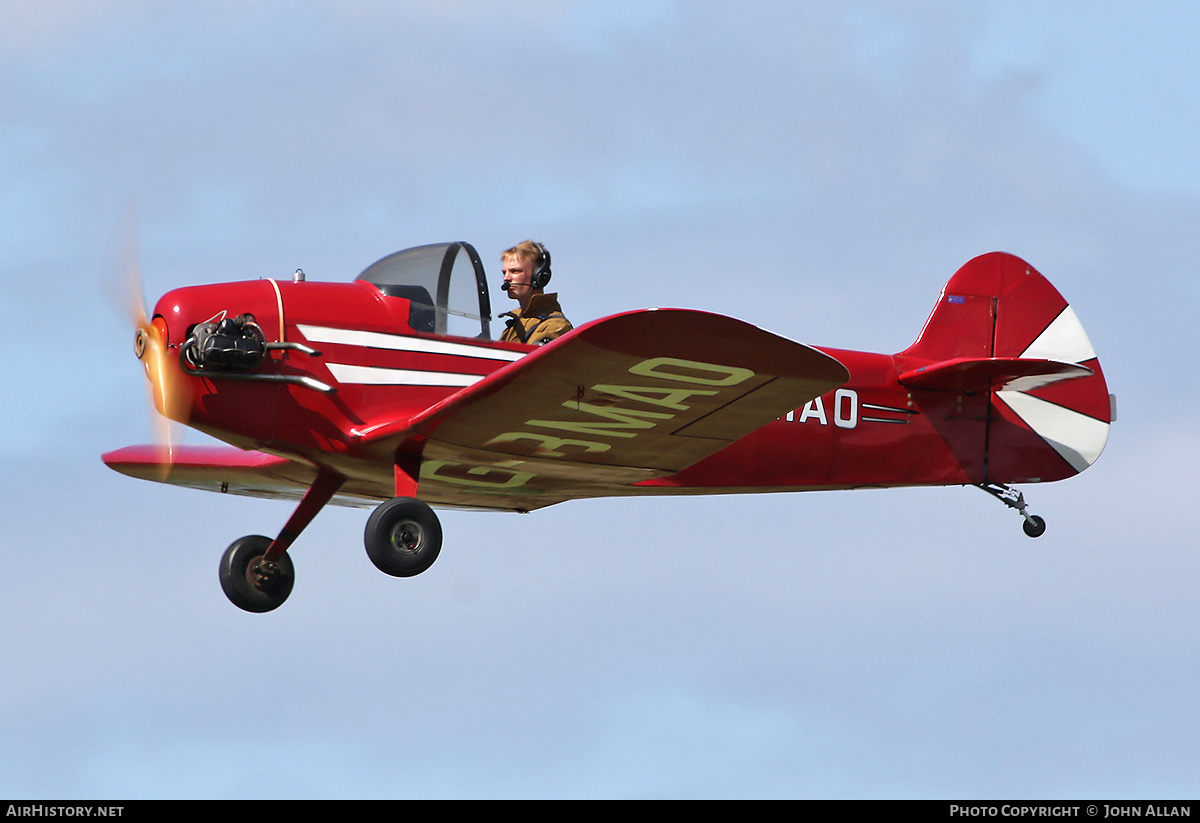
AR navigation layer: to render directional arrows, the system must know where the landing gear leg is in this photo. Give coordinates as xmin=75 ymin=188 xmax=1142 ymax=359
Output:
xmin=218 ymin=470 xmax=345 ymax=612
xmin=977 ymin=482 xmax=1046 ymax=538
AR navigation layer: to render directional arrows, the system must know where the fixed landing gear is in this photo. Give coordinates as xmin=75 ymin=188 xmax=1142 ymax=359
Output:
xmin=219 ymin=535 xmax=295 ymax=612
xmin=213 ymin=466 xmax=444 ymax=610
xmin=977 ymin=482 xmax=1046 ymax=538
xmin=364 ymin=497 xmax=443 ymax=577
xmin=217 ymin=471 xmax=343 ymax=613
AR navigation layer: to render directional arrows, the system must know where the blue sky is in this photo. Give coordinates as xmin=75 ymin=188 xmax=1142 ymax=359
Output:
xmin=1 ymin=0 xmax=1197 ymax=798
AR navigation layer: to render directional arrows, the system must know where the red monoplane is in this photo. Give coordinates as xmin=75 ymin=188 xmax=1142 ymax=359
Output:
xmin=103 ymin=243 xmax=1114 ymax=612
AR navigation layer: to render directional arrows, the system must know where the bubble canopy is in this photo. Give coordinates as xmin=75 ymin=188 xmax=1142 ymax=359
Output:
xmin=357 ymin=242 xmax=493 ymax=339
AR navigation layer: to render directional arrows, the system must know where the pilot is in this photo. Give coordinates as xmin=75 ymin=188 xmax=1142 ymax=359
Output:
xmin=498 ymin=240 xmax=573 ymax=345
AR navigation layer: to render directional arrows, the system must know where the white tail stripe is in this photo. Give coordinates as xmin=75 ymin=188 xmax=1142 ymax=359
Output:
xmin=297 ymin=325 xmax=523 ymax=362
xmin=1020 ymin=306 xmax=1096 ymax=364
xmin=996 ymin=390 xmax=1110 ymax=472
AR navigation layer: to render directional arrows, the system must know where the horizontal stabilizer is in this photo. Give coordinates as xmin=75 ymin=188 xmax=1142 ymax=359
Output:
xmin=898 ymin=357 xmax=1093 ymax=393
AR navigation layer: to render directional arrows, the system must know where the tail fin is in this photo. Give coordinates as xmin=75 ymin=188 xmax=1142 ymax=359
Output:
xmin=900 ymin=252 xmax=1113 ymax=483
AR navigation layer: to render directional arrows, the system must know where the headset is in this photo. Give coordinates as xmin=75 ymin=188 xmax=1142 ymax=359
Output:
xmin=530 ymin=242 xmax=552 ymax=290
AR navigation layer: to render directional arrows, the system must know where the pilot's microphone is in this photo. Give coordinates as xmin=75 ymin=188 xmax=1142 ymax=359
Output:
xmin=501 ymin=281 xmax=511 ymax=292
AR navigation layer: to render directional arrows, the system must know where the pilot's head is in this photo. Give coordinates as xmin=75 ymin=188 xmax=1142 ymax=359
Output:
xmin=501 ymin=240 xmax=551 ymax=308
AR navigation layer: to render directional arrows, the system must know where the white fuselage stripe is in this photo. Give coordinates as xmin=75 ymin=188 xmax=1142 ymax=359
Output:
xmin=326 ymin=363 xmax=484 ymax=387
xmin=297 ymin=324 xmax=523 ymax=362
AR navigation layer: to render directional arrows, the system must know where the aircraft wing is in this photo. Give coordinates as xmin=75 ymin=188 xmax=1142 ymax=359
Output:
xmin=102 ymin=445 xmax=381 ymax=507
xmin=389 ymin=309 xmax=849 ymax=509
xmin=105 ymin=310 xmax=849 ymax=513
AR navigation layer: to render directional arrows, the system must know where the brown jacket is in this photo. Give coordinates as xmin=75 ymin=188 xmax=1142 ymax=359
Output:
xmin=499 ymin=293 xmax=573 ymax=345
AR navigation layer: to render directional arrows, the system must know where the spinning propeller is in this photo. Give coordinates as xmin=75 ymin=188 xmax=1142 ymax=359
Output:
xmin=108 ymin=206 xmax=192 ymax=474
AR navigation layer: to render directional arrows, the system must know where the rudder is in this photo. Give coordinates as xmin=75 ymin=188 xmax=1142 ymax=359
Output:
xmin=900 ymin=252 xmax=1113 ymax=484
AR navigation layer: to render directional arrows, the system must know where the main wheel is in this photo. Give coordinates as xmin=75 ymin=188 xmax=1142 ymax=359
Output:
xmin=364 ymin=497 xmax=442 ymax=577
xmin=1022 ymin=515 xmax=1047 ymax=538
xmin=219 ymin=535 xmax=295 ymax=612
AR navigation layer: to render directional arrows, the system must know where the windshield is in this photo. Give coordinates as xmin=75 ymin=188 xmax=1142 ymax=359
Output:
xmin=357 ymin=242 xmax=493 ymax=339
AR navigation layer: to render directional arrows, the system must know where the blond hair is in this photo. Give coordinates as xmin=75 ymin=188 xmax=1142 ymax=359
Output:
xmin=501 ymin=240 xmax=546 ymax=265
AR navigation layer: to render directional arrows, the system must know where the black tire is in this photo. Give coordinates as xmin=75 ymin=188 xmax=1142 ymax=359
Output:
xmin=1022 ymin=515 xmax=1047 ymax=538
xmin=219 ymin=535 xmax=295 ymax=612
xmin=364 ymin=497 xmax=443 ymax=577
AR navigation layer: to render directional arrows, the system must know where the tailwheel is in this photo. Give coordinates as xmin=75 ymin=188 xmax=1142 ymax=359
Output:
xmin=219 ymin=535 xmax=295 ymax=612
xmin=1022 ymin=515 xmax=1047 ymax=539
xmin=977 ymin=483 xmax=1047 ymax=539
xmin=364 ymin=497 xmax=443 ymax=577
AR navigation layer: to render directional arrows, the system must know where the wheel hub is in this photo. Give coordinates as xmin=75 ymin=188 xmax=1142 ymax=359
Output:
xmin=248 ymin=556 xmax=281 ymax=591
xmin=389 ymin=520 xmax=423 ymax=554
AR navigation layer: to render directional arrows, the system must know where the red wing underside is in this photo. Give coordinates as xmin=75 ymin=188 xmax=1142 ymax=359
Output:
xmin=102 ymin=446 xmax=381 ymax=507
xmin=392 ymin=309 xmax=849 ymax=510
